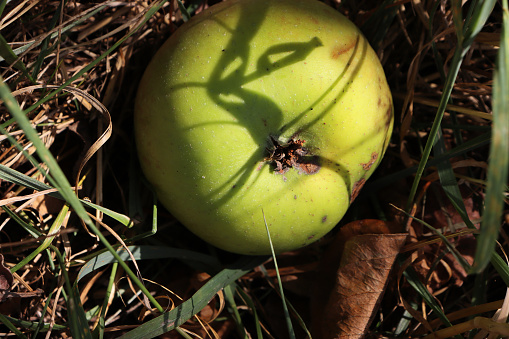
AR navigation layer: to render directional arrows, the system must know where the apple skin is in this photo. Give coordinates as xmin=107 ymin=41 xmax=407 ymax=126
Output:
xmin=135 ymin=0 xmax=393 ymax=255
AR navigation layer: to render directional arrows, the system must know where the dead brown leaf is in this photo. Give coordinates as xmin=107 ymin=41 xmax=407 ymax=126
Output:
xmin=409 ymin=183 xmax=480 ymax=291
xmin=311 ymin=220 xmax=407 ymax=338
xmin=0 ymin=254 xmax=13 ymax=292
xmin=0 ymin=254 xmax=43 ymax=308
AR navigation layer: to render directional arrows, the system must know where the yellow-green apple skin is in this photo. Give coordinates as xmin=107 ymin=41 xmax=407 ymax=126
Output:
xmin=135 ymin=0 xmax=393 ymax=255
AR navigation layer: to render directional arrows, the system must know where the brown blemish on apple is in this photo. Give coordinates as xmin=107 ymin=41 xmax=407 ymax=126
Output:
xmin=350 ymin=178 xmax=366 ymax=202
xmin=374 ymin=97 xmax=393 ymax=134
xmin=264 ymin=136 xmax=321 ymax=176
xmin=295 ymin=157 xmax=321 ymax=175
xmin=385 ymin=103 xmax=393 ymax=129
xmin=321 ymin=215 xmax=327 ymax=223
xmin=361 ymin=152 xmax=378 ymax=171
xmin=331 ymin=41 xmax=356 ymax=60
xmin=381 ymin=104 xmax=393 ymax=151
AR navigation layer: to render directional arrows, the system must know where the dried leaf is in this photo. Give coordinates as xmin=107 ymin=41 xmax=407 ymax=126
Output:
xmin=0 ymin=254 xmax=13 ymax=292
xmin=312 ymin=220 xmax=407 ymax=338
xmin=1 ymin=255 xmax=43 ymax=304
xmin=410 ymin=183 xmax=479 ymax=290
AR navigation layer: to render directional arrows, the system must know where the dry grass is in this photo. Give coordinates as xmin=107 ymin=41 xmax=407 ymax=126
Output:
xmin=0 ymin=0 xmax=507 ymax=338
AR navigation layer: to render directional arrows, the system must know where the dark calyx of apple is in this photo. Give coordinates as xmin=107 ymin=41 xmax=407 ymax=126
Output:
xmin=264 ymin=136 xmax=320 ymax=176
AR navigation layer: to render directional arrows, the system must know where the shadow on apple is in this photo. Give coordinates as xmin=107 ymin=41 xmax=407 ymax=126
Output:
xmin=167 ymin=4 xmax=377 ymax=208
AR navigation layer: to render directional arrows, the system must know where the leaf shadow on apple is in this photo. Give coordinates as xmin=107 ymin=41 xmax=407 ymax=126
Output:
xmin=167 ymin=6 xmax=379 ymax=209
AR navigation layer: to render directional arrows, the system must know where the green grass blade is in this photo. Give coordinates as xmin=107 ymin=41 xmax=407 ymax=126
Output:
xmin=463 ymin=0 xmax=497 ymax=48
xmin=471 ymin=0 xmax=509 ymax=273
xmin=405 ymin=47 xmax=464 ymax=212
xmin=433 ymin=129 xmax=475 ymax=230
xmin=1 ymin=315 xmax=67 ymax=332
xmin=395 ymin=206 xmax=471 ymax=271
xmin=30 ymin=38 xmax=55 ymax=84
xmin=0 ymin=313 xmax=28 ymax=339
xmin=0 ymin=34 xmax=35 ymax=83
xmin=0 ymin=164 xmax=55 ymax=192
xmin=10 ymin=204 xmax=69 ymax=273
xmin=121 ymin=190 xmax=158 ymax=242
xmin=394 ymin=309 xmax=413 ymax=336
xmin=117 ymin=255 xmax=267 ymax=339
xmin=490 ymin=252 xmax=509 ymax=286
xmin=1 ymin=205 xmax=43 ymax=238
xmin=403 ymin=266 xmax=457 ymax=333
xmin=30 ymin=0 xmax=64 ymax=80
xmin=236 ymin=286 xmax=264 ymax=339
xmin=223 ymin=283 xmax=248 ymax=339
xmin=52 ymin=246 xmax=92 ymax=339
xmin=176 ymin=0 xmax=191 ymax=22
xmin=0 ymin=164 xmax=132 ymax=227
xmin=366 ymin=131 xmax=491 ymax=193
xmin=82 ymin=200 xmax=133 ymax=227
xmin=77 ymin=245 xmax=219 ymax=282
xmin=94 ymin=262 xmax=118 ymax=339
xmin=262 ymin=210 xmax=296 ymax=339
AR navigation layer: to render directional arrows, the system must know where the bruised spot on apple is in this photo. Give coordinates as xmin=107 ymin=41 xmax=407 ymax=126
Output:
xmin=135 ymin=0 xmax=394 ymax=255
xmin=350 ymin=178 xmax=367 ymax=203
xmin=361 ymin=152 xmax=378 ymax=171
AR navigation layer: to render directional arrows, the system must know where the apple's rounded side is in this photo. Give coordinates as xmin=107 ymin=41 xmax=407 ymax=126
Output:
xmin=135 ymin=0 xmax=394 ymax=254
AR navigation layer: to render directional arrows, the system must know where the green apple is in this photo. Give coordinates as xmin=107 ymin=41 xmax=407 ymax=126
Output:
xmin=135 ymin=0 xmax=393 ymax=255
